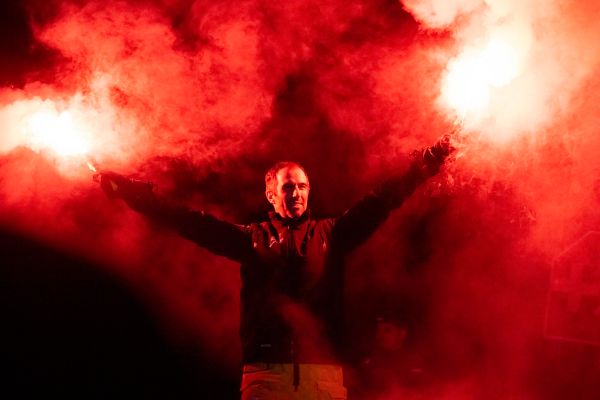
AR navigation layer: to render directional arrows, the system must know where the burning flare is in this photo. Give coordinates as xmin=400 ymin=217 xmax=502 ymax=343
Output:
xmin=0 ymin=86 xmax=128 ymax=177
xmin=441 ymin=35 xmax=521 ymax=119
xmin=436 ymin=22 xmax=536 ymax=144
xmin=26 ymin=109 xmax=92 ymax=156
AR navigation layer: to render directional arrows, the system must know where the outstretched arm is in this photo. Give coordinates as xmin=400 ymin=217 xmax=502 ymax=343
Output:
xmin=97 ymin=173 xmax=253 ymax=262
xmin=332 ymin=136 xmax=453 ymax=252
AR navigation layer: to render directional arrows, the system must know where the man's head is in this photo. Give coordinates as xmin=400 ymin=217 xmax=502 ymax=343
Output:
xmin=265 ymin=161 xmax=310 ymax=219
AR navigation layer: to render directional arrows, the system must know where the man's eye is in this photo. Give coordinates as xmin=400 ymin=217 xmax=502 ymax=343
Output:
xmin=281 ymin=184 xmax=309 ymax=191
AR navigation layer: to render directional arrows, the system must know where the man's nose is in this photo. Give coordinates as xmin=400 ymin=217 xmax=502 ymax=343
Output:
xmin=292 ymin=185 xmax=300 ymax=197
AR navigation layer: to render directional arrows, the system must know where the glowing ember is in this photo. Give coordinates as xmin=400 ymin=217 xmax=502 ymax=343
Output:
xmin=441 ymin=37 xmax=521 ymax=119
xmin=87 ymin=161 xmax=97 ymax=173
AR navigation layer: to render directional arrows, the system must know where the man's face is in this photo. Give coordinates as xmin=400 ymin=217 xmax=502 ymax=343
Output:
xmin=267 ymin=166 xmax=310 ymax=218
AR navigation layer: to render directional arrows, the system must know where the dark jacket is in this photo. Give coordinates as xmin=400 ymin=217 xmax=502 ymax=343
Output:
xmin=117 ymin=153 xmax=445 ymax=363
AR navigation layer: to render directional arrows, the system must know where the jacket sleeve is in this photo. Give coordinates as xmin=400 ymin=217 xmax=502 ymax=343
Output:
xmin=119 ymin=185 xmax=253 ymax=262
xmin=331 ymin=145 xmax=448 ymax=253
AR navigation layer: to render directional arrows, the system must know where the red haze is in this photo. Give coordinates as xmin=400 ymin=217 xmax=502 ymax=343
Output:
xmin=0 ymin=0 xmax=599 ymax=398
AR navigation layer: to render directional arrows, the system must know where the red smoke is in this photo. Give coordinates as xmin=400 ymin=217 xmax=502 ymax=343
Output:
xmin=1 ymin=0 xmax=600 ymax=398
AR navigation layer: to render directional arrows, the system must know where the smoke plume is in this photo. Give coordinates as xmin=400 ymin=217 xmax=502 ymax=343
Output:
xmin=1 ymin=0 xmax=599 ymax=398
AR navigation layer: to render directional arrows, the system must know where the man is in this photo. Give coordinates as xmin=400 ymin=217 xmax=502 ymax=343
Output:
xmin=97 ymin=137 xmax=452 ymax=399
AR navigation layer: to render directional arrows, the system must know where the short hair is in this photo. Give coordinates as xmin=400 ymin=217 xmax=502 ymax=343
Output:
xmin=264 ymin=161 xmax=308 ymax=192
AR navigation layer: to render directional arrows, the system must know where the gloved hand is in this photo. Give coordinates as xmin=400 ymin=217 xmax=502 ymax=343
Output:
xmin=94 ymin=171 xmax=154 ymax=201
xmin=410 ymin=134 xmax=455 ymax=176
xmin=422 ymin=134 xmax=454 ymax=166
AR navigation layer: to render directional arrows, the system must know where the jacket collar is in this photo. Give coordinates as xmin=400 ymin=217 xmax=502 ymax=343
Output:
xmin=268 ymin=210 xmax=310 ymax=229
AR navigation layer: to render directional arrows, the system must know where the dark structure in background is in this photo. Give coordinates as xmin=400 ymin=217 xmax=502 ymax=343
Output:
xmin=0 ymin=228 xmax=238 ymax=399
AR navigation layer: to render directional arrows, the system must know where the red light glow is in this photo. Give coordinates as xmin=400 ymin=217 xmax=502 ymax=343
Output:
xmin=441 ymin=37 xmax=521 ymax=118
xmin=26 ymin=109 xmax=91 ymax=156
xmin=437 ymin=21 xmax=536 ymax=144
xmin=0 ymin=79 xmax=138 ymax=177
